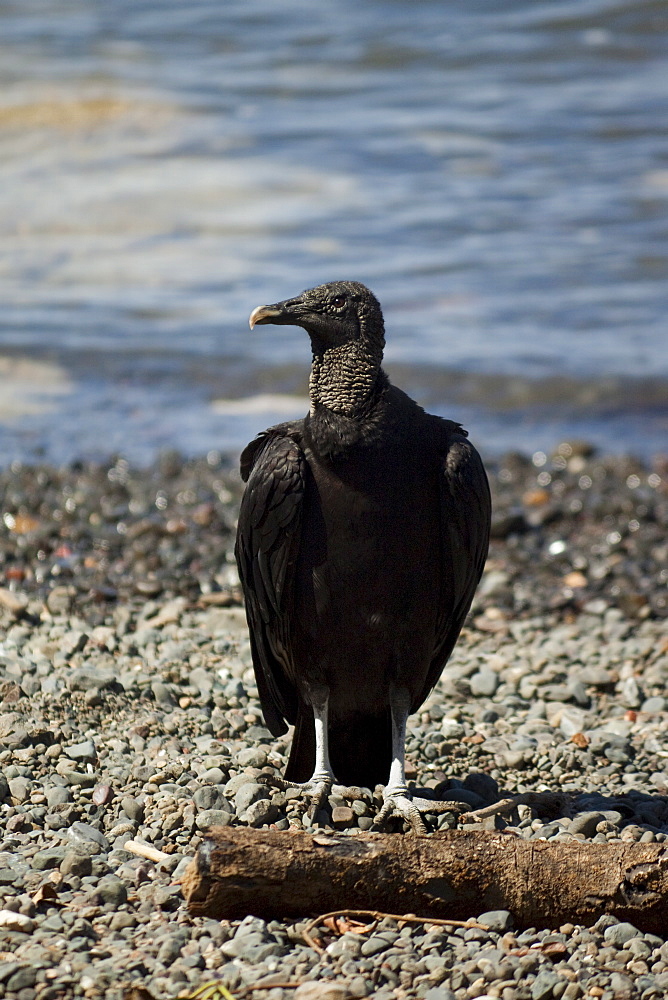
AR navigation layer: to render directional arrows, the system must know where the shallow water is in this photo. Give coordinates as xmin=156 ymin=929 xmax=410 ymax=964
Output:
xmin=0 ymin=0 xmax=667 ymax=464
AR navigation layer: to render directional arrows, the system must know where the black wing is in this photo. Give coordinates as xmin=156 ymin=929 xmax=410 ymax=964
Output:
xmin=417 ymin=432 xmax=491 ymax=709
xmin=235 ymin=428 xmax=306 ymax=735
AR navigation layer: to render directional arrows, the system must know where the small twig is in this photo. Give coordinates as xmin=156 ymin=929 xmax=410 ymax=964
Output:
xmin=462 ymin=791 xmax=571 ymax=823
xmin=123 ymin=839 xmax=170 ymax=864
xmin=463 ymin=797 xmax=521 ymax=821
xmin=301 ymin=908 xmax=488 ymax=954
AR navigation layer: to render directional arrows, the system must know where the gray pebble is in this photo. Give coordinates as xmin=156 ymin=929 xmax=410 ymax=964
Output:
xmin=604 ymin=745 xmax=630 ymax=764
xmin=67 ymin=822 xmax=110 ymax=852
xmin=157 ymin=932 xmax=187 ymax=965
xmin=558 ymin=705 xmax=587 ymax=737
xmin=609 ymin=972 xmax=635 ymax=994
xmin=110 ymin=912 xmax=137 ymax=931
xmin=360 ymin=936 xmax=391 ymax=956
xmin=441 ymin=719 xmax=465 ymax=739
xmin=64 ymin=739 xmax=97 ymax=762
xmin=642 ymin=696 xmax=666 ymax=714
xmin=68 ymin=667 xmax=117 ymax=692
xmin=195 ymin=809 xmax=233 ymax=830
xmin=469 ymin=668 xmax=499 ymax=697
xmin=120 ymin=796 xmax=144 ymax=822
xmin=31 ymin=846 xmax=69 ymax=870
xmin=46 ymin=786 xmax=72 ymax=807
xmin=245 ymin=799 xmax=279 ymax=827
xmin=619 ymin=676 xmax=641 ymax=708
xmin=463 ymin=772 xmax=499 ymax=803
xmin=152 ymin=681 xmax=176 ymax=707
xmin=245 ymin=725 xmax=273 ymax=741
xmin=225 ymin=772 xmax=261 ymax=796
xmin=423 ymin=989 xmax=456 ymax=1000
xmin=234 ymin=781 xmax=270 ymax=814
xmin=93 ymin=876 xmax=128 ymax=907
xmin=603 ymin=921 xmax=642 ymax=946
xmin=0 ymin=965 xmax=25 ymax=986
xmin=531 ymin=970 xmax=562 ymax=1000
xmin=570 ymin=811 xmax=604 ymax=837
xmin=8 ymin=776 xmax=31 ymax=803
xmin=64 ymin=769 xmax=98 ymax=787
xmin=237 ymin=747 xmax=268 ymax=768
xmin=60 ymin=851 xmax=93 ymax=877
xmin=477 ymin=910 xmax=513 ymax=932
xmin=193 ymin=785 xmax=228 ymax=810
xmin=6 ymin=966 xmax=38 ymax=992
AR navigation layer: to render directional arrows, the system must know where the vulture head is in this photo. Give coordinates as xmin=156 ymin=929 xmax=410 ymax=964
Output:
xmin=249 ymin=280 xmax=385 ymax=356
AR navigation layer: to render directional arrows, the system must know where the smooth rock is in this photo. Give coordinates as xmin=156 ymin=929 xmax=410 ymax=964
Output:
xmin=604 ymin=921 xmax=642 ymax=946
xmin=60 ymin=852 xmax=93 ymax=877
xmin=64 ymin=739 xmax=97 ymax=762
xmin=234 ymin=781 xmax=270 ymax=814
xmin=478 ymin=910 xmax=513 ymax=932
xmin=245 ymin=798 xmax=278 ymax=827
xmin=570 ymin=811 xmax=604 ymax=837
xmin=531 ymin=970 xmax=562 ymax=1000
xmin=0 ymin=910 xmax=34 ymax=932
xmin=469 ymin=669 xmax=499 ymax=697
xmin=195 ymin=809 xmax=233 ymax=830
xmin=237 ymin=747 xmax=268 ymax=768
xmin=67 ymin=822 xmax=110 ymax=852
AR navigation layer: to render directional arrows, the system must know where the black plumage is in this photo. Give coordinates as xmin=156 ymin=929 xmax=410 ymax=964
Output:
xmin=235 ymin=280 xmax=490 ymax=826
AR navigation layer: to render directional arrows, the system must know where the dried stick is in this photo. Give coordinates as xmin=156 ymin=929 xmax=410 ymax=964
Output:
xmin=301 ymin=908 xmax=488 ymax=954
xmin=123 ymin=839 xmax=170 ymax=864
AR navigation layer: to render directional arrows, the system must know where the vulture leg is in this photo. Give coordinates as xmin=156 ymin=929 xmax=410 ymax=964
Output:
xmin=271 ymin=685 xmax=336 ymax=816
xmin=302 ymin=686 xmax=336 ymax=801
xmin=373 ymin=686 xmax=453 ymax=835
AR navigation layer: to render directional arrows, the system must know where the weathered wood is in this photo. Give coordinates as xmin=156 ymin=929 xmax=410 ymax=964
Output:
xmin=183 ymin=826 xmax=668 ymax=933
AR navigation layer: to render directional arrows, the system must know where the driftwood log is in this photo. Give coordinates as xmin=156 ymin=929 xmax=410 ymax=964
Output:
xmin=183 ymin=827 xmax=668 ymax=934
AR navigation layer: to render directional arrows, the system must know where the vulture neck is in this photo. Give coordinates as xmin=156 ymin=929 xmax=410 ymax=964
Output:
xmin=306 ymin=337 xmax=390 ymax=457
xmin=308 ymin=334 xmax=384 ymax=420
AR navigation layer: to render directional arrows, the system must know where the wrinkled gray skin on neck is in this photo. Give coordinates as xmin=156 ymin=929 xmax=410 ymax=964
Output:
xmin=306 ymin=282 xmax=385 ymax=417
xmin=253 ymin=280 xmax=386 ymax=419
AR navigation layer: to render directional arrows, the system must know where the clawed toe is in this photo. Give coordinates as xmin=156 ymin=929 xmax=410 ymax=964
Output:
xmin=372 ymin=793 xmax=458 ymax=834
xmin=260 ymin=772 xmax=333 ymax=818
xmin=372 ymin=793 xmax=427 ymax=834
xmin=300 ymin=777 xmax=333 ymax=814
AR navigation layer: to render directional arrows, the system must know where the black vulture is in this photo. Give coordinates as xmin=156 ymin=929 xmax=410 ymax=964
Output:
xmin=235 ymin=280 xmax=491 ymax=831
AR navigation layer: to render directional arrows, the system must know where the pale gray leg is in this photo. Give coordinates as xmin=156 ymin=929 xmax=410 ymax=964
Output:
xmin=302 ymin=685 xmax=337 ymax=793
xmin=373 ymin=685 xmax=453 ymax=834
xmin=269 ymin=685 xmax=336 ymax=818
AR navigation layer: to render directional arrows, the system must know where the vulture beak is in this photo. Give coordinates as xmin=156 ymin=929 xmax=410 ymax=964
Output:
xmin=249 ymin=301 xmax=295 ymax=329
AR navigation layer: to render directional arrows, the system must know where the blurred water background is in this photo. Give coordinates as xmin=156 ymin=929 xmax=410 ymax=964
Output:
xmin=0 ymin=0 xmax=667 ymax=466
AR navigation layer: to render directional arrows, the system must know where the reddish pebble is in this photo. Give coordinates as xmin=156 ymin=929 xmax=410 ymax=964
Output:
xmin=92 ymin=784 xmax=114 ymax=805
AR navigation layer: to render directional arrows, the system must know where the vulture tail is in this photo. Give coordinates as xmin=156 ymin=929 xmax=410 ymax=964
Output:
xmin=285 ymin=705 xmax=393 ymax=791
xmin=284 ymin=704 xmax=316 ymax=784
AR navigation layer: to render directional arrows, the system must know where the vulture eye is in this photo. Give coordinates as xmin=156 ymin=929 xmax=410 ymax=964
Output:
xmin=331 ymin=295 xmax=346 ymax=308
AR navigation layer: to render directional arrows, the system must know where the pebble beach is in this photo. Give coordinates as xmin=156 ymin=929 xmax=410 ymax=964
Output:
xmin=0 ymin=443 xmax=667 ymax=1000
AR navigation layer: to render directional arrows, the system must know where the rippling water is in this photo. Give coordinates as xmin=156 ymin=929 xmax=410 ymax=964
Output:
xmin=0 ymin=0 xmax=667 ymax=463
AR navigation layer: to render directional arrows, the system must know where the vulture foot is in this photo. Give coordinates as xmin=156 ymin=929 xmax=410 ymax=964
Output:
xmin=260 ymin=771 xmax=334 ymax=819
xmin=294 ymin=774 xmax=334 ymax=817
xmin=373 ymin=792 xmax=456 ymax=835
